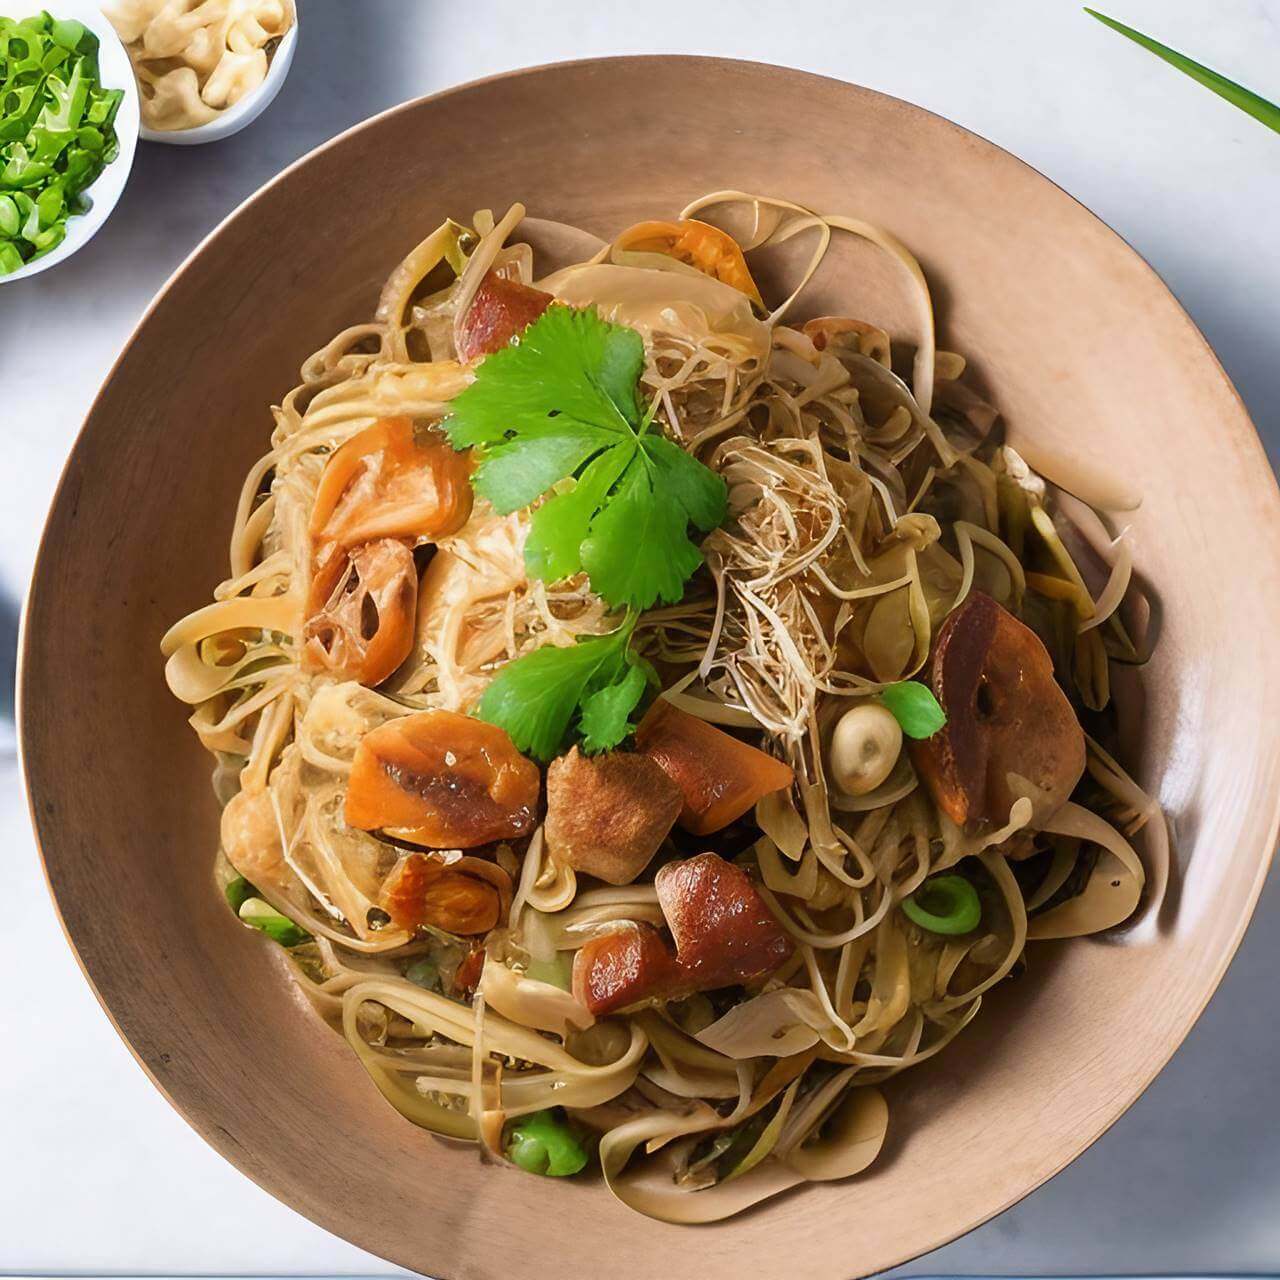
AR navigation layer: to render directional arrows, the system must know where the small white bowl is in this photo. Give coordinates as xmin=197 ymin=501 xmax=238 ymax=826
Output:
xmin=139 ymin=17 xmax=298 ymax=146
xmin=2 ymin=0 xmax=139 ymax=285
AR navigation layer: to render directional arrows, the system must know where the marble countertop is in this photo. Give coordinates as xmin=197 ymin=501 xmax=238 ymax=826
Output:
xmin=2 ymin=1 xmax=1278 ymax=1274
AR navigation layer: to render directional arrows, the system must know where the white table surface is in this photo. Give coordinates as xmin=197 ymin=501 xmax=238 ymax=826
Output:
xmin=3 ymin=1 xmax=1279 ymax=1274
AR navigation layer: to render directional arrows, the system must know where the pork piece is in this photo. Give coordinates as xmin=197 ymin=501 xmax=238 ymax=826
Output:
xmin=654 ymin=852 xmax=794 ymax=991
xmin=455 ymin=271 xmax=553 ymax=362
xmin=571 ymin=923 xmax=679 ymax=1016
xmin=545 ymin=747 xmax=682 ymax=885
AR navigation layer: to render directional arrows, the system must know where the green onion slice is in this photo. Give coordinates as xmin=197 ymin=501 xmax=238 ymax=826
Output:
xmin=902 ymin=874 xmax=981 ymax=935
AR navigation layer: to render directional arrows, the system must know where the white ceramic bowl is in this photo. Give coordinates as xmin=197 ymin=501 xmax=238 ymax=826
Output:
xmin=138 ymin=16 xmax=298 ymax=145
xmin=2 ymin=0 xmax=139 ymax=285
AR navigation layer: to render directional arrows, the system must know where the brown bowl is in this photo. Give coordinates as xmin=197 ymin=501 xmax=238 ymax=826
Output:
xmin=20 ymin=56 xmax=1280 ymax=1280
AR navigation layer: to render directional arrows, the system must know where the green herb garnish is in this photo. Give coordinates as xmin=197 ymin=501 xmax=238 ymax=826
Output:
xmin=879 ymin=680 xmax=946 ymax=739
xmin=445 ymin=304 xmax=728 ymax=611
xmin=475 ymin=613 xmax=656 ymax=762
xmin=233 ymin=892 xmax=311 ymax=948
xmin=0 ymin=11 xmax=125 ymax=275
xmin=1085 ymin=8 xmax=1280 ymax=135
xmin=224 ymin=874 xmax=255 ymax=914
xmin=901 ymin=874 xmax=981 ymax=936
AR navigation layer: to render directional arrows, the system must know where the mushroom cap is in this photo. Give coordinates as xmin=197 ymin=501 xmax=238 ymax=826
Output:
xmin=545 ymin=747 xmax=683 ymax=885
xmin=571 ymin=852 xmax=794 ymax=1016
xmin=912 ymin=592 xmax=1085 ymax=826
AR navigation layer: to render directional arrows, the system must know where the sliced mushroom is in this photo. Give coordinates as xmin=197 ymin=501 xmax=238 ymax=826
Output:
xmin=455 ymin=271 xmax=554 ymax=362
xmin=545 ymin=747 xmax=683 ymax=885
xmin=309 ymin=416 xmax=474 ymax=549
xmin=635 ymin=699 xmax=794 ymax=835
xmin=301 ymin=538 xmax=417 ymax=687
xmin=345 ymin=710 xmax=540 ymax=848
xmin=572 ymin=852 xmax=794 ymax=1016
xmin=379 ymin=850 xmax=501 ymax=936
xmin=912 ymin=591 xmax=1085 ymax=826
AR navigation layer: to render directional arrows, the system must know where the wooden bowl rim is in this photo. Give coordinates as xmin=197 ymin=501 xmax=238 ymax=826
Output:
xmin=19 ymin=54 xmax=1280 ymax=1277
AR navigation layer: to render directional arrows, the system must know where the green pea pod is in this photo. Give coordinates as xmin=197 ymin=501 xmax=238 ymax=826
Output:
xmin=224 ymin=874 xmax=256 ymax=914
xmin=505 ymin=1109 xmax=589 ymax=1177
xmin=237 ymin=896 xmax=312 ymax=949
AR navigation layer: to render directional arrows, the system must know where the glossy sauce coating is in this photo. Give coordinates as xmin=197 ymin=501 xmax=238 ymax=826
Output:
xmin=455 ymin=272 xmax=554 ymax=362
xmin=346 ymin=710 xmax=540 ymax=848
xmin=572 ymin=852 xmax=794 ymax=1015
xmin=635 ymin=699 xmax=794 ymax=835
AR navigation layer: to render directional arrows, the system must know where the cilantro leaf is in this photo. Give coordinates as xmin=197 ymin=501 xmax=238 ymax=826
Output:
xmin=472 ymin=427 xmax=616 ymax=515
xmin=476 ymin=622 xmax=644 ymax=761
xmin=444 ymin=306 xmax=728 ymax=612
xmin=446 ymin=305 xmax=644 ymax=449
xmin=639 ymin=433 xmax=728 ymax=531
xmin=579 ymin=661 xmax=649 ymax=753
xmin=580 ymin=458 xmax=704 ymax=608
xmin=524 ymin=443 xmax=636 ymax=583
xmin=880 ymin=681 xmax=947 ymax=739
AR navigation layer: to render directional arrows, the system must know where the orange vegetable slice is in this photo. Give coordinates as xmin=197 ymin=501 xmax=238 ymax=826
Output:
xmin=310 ymin=416 xmax=473 ymax=549
xmin=301 ymin=538 xmax=417 ymax=687
xmin=346 ymin=710 xmax=540 ymax=849
xmin=379 ymin=851 xmax=502 ymax=936
xmin=614 ymin=218 xmax=763 ymax=307
xmin=635 ymin=699 xmax=793 ymax=835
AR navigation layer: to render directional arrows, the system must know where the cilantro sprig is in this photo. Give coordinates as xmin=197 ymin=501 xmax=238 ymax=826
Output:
xmin=445 ymin=305 xmax=727 ymax=612
xmin=445 ymin=303 xmax=727 ymax=759
xmin=475 ymin=614 xmax=657 ymax=762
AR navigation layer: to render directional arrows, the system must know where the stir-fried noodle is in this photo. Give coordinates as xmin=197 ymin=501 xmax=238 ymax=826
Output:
xmin=162 ymin=191 xmax=1164 ymax=1220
